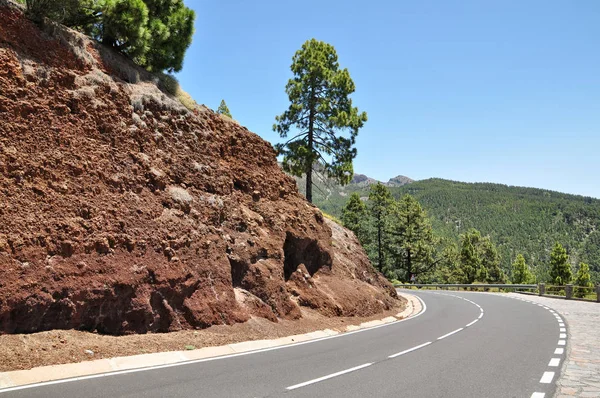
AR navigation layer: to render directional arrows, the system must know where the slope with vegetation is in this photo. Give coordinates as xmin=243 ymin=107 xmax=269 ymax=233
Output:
xmin=17 ymin=0 xmax=195 ymax=73
xmin=399 ymin=179 xmax=600 ymax=283
xmin=303 ymin=172 xmax=599 ymax=284
xmin=0 ymin=1 xmax=399 ymax=335
xmin=341 ymin=182 xmax=597 ymax=288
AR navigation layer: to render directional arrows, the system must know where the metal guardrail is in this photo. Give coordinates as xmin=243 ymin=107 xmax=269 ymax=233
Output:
xmin=394 ymin=284 xmax=537 ymax=289
xmin=394 ymin=283 xmax=600 ymax=303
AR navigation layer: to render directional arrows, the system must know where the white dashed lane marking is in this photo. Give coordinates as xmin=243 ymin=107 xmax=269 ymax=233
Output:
xmin=548 ymin=358 xmax=561 ymax=367
xmin=540 ymin=371 xmax=555 ymax=384
xmin=286 ymin=363 xmax=373 ymax=390
xmin=437 ymin=328 xmax=463 ymax=340
xmin=388 ymin=341 xmax=432 ymax=358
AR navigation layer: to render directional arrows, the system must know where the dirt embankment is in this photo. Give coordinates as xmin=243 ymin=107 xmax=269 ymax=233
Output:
xmin=0 ymin=2 xmax=400 ymax=340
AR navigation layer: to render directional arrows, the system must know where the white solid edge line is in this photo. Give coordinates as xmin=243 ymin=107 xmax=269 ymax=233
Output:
xmin=554 ymin=348 xmax=564 ymax=355
xmin=286 ymin=363 xmax=373 ymax=390
xmin=465 ymin=319 xmax=479 ymax=327
xmin=0 ymin=295 xmax=429 ymax=394
xmin=531 ymin=393 xmax=545 ymax=398
xmin=548 ymin=358 xmax=561 ymax=367
xmin=540 ymin=371 xmax=555 ymax=383
xmin=478 ymin=313 xmax=483 ymax=319
xmin=437 ymin=328 xmax=463 ymax=340
xmin=388 ymin=341 xmax=432 ymax=358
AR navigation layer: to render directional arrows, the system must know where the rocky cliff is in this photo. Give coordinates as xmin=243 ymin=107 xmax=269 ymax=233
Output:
xmin=0 ymin=3 xmax=398 ymax=335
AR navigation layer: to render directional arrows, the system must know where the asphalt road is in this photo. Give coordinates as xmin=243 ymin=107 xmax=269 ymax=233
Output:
xmin=1 ymin=291 xmax=563 ymax=398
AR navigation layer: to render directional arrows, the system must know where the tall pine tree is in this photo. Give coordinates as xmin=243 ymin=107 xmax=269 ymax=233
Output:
xmin=274 ymin=39 xmax=367 ymax=203
xmin=457 ymin=229 xmax=482 ymax=284
xmin=367 ymin=183 xmax=393 ymax=273
xmin=456 ymin=229 xmax=505 ymax=284
xmin=549 ymin=242 xmax=572 ymax=285
xmin=511 ymin=254 xmax=533 ymax=284
xmin=388 ymin=194 xmax=438 ymax=282
xmin=481 ymin=238 xmax=506 ymax=283
xmin=574 ymin=262 xmax=592 ymax=298
xmin=341 ymin=193 xmax=369 ymax=244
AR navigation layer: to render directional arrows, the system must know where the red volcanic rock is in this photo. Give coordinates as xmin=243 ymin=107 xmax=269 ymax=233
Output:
xmin=0 ymin=3 xmax=398 ymax=335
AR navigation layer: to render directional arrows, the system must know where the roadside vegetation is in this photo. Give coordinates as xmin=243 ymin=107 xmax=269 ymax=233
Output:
xmin=300 ymin=173 xmax=600 ymax=285
xmin=16 ymin=0 xmax=200 ymax=110
xmin=341 ymin=183 xmax=597 ymax=290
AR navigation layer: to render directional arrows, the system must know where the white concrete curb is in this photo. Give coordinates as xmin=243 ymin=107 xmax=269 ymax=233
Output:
xmin=0 ymin=292 xmax=421 ymax=391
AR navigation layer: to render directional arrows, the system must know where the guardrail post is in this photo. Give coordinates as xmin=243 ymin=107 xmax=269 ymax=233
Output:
xmin=596 ymin=284 xmax=600 ymax=303
xmin=539 ymin=283 xmax=545 ymax=296
xmin=565 ymin=284 xmax=573 ymax=300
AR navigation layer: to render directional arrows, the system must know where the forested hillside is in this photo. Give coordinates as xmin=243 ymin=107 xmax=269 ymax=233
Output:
xmin=305 ymin=176 xmax=600 ymax=283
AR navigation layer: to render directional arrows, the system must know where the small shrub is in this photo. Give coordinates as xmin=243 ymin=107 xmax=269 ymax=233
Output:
xmin=157 ymin=73 xmax=179 ymax=97
xmin=322 ymin=211 xmax=342 ymax=225
xmin=176 ymin=90 xmax=199 ymax=112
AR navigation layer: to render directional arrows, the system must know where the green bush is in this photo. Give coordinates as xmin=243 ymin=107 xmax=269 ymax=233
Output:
xmin=157 ymin=73 xmax=180 ymax=96
xmin=21 ymin=0 xmax=195 ymax=73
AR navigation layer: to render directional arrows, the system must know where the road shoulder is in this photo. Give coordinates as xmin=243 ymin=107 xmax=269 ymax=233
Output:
xmin=507 ymin=293 xmax=600 ymax=398
xmin=0 ymin=292 xmax=421 ymax=391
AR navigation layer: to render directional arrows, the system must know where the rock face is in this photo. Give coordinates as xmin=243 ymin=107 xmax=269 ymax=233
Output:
xmin=0 ymin=4 xmax=398 ymax=335
xmin=386 ymin=175 xmax=414 ymax=187
xmin=350 ymin=174 xmax=379 ymax=187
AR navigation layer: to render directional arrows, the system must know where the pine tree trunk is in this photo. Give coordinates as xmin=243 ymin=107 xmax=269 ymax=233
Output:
xmin=306 ymin=162 xmax=313 ymax=203
xmin=377 ymin=217 xmax=383 ymax=272
xmin=306 ymin=90 xmax=315 ymax=203
xmin=406 ymin=248 xmax=411 ymax=280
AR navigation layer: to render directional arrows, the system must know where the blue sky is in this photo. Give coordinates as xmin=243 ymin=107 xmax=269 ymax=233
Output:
xmin=176 ymin=0 xmax=600 ymax=198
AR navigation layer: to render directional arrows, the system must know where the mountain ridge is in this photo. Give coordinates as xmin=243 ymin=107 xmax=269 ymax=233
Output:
xmin=350 ymin=173 xmax=414 ymax=187
xmin=287 ymin=168 xmax=600 ymax=283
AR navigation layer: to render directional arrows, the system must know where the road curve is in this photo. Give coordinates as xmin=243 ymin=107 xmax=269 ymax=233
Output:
xmin=0 ymin=291 xmax=564 ymax=398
